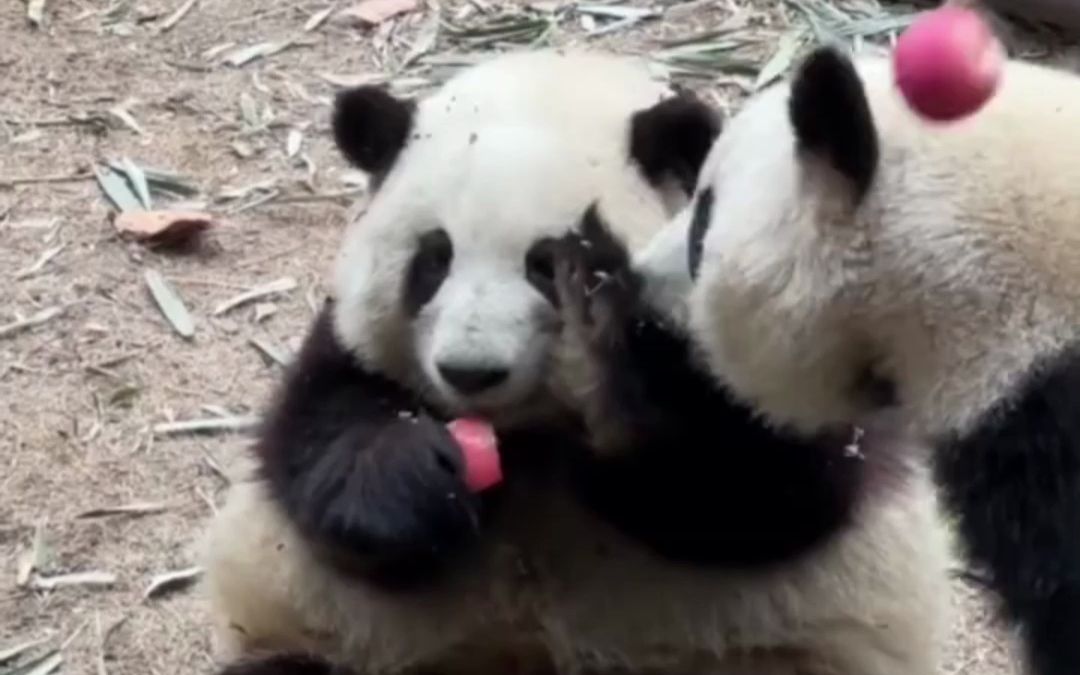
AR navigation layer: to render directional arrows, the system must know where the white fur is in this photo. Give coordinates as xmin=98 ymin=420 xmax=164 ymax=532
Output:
xmin=204 ymin=451 xmax=952 ymax=674
xmin=330 ymin=49 xmax=686 ymax=428
xmin=690 ymin=55 xmax=1080 ymax=439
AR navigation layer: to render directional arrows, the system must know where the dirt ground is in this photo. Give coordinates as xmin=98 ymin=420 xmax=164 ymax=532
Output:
xmin=1 ymin=0 xmax=1071 ymax=673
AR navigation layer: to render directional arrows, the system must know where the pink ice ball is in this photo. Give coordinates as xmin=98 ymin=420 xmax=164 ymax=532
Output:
xmin=893 ymin=7 xmax=1004 ymax=122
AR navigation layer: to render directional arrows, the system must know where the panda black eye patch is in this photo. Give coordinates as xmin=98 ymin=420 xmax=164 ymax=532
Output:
xmin=403 ymin=228 xmax=453 ymax=314
xmin=525 ymin=239 xmax=559 ymax=305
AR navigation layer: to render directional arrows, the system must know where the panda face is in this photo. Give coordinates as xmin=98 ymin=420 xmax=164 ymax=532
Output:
xmin=328 ymin=50 xmax=720 ymax=429
xmin=405 ymin=224 xmax=561 ymax=417
xmin=334 ymin=123 xmax=672 ymax=427
xmin=393 ymin=132 xmax=576 ymax=418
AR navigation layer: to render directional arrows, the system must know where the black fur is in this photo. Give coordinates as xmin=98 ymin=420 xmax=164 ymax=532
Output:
xmin=788 ymin=47 xmax=879 ymax=200
xmin=256 ymin=302 xmax=483 ymax=588
xmin=403 ymin=228 xmax=453 ymax=314
xmin=524 ymin=238 xmax=561 ymax=306
xmin=686 ymin=188 xmax=714 ymax=280
xmin=630 ymin=93 xmax=721 ymax=196
xmin=217 ymin=653 xmax=356 ymax=675
xmin=554 ymin=208 xmax=867 ymax=566
xmin=332 ymin=86 xmax=415 ymax=183
xmin=936 ymin=348 xmax=1080 ymax=675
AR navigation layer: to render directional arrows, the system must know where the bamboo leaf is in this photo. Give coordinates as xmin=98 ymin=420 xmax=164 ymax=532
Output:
xmin=120 ymin=157 xmax=153 ymax=210
xmin=144 ymin=270 xmax=195 ymax=339
xmin=144 ymin=567 xmax=203 ymax=600
xmin=754 ymin=29 xmax=805 ymax=90
xmin=94 ymin=166 xmax=143 ymax=213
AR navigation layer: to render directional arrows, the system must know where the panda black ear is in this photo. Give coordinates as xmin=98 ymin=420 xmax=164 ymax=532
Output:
xmin=332 ymin=86 xmax=415 ymax=177
xmin=789 ymin=46 xmax=879 ymax=200
xmin=630 ymin=92 xmax=721 ymax=196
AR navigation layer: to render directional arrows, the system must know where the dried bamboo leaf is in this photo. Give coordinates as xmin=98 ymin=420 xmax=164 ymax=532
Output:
xmin=14 ymin=244 xmax=65 ymax=281
xmin=143 ymin=567 xmax=203 ymax=600
xmin=15 ymin=524 xmax=50 ymax=588
xmin=340 ymin=0 xmax=418 ymax=25
xmin=76 ymin=502 xmax=168 ymax=519
xmin=318 ymin=72 xmax=388 ymax=88
xmin=26 ymin=0 xmax=46 ymax=27
xmin=105 ymin=161 xmax=198 ymax=196
xmin=575 ymin=4 xmax=657 ymax=19
xmin=157 ymin=0 xmax=198 ymax=32
xmin=402 ymin=14 xmax=440 ymax=68
xmin=304 ymin=5 xmax=336 ymax=31
xmin=0 ymin=636 xmax=52 ymax=665
xmin=7 ymin=651 xmax=62 ymax=675
xmin=0 ymin=306 xmax=63 ymax=340
xmin=248 ymin=336 xmax=291 ymax=367
xmin=223 ymin=39 xmax=298 ymax=67
xmin=286 ymin=129 xmax=303 ymax=158
xmin=754 ymin=29 xmax=805 ymax=91
xmin=109 ymin=107 xmax=145 ymax=136
xmin=253 ymin=303 xmax=278 ymax=322
xmin=144 ymin=270 xmax=195 ymax=339
xmin=213 ymin=277 xmax=298 ymax=316
xmin=239 ymin=92 xmax=259 ymax=128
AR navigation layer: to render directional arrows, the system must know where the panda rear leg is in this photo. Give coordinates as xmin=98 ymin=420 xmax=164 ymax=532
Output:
xmin=202 ymin=481 xmax=341 ymax=665
xmin=935 ymin=350 xmax=1080 ymax=675
xmin=217 ymin=653 xmax=358 ymax=675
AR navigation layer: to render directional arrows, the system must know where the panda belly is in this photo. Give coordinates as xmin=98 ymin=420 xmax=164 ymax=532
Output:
xmin=202 ymin=459 xmax=949 ymax=675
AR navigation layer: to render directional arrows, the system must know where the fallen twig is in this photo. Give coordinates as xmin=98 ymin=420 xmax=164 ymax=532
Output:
xmin=76 ymin=502 xmax=168 ymax=520
xmin=213 ymin=278 xmax=297 ymax=316
xmin=30 ymin=571 xmax=117 ymax=591
xmin=14 ymin=244 xmax=64 ymax=281
xmin=0 ymin=172 xmax=94 ymax=189
xmin=0 ymin=306 xmax=63 ymax=340
xmin=152 ymin=415 xmax=260 ymax=437
xmin=0 ymin=635 xmax=53 ymax=665
xmin=143 ymin=567 xmax=203 ymax=600
xmin=157 ymin=0 xmax=198 ymax=32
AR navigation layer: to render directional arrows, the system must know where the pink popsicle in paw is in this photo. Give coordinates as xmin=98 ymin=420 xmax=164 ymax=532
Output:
xmin=893 ymin=6 xmax=1004 ymax=122
xmin=447 ymin=417 xmax=503 ymax=493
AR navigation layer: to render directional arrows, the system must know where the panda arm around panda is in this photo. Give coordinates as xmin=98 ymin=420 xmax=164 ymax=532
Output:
xmin=555 ymin=209 xmax=864 ymax=567
xmin=254 ymin=302 xmax=483 ymax=585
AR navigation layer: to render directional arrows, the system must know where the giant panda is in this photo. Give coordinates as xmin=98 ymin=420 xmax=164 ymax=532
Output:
xmin=662 ymin=44 xmax=1080 ymax=675
xmin=202 ymin=47 xmax=954 ymax=675
xmin=202 ymin=47 xmax=717 ymax=674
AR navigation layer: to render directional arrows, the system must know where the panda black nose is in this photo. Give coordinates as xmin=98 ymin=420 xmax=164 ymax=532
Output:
xmin=437 ymin=363 xmax=509 ymax=395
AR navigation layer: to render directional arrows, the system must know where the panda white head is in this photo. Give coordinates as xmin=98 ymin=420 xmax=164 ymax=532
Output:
xmin=669 ymin=47 xmax=886 ymax=436
xmin=330 ymin=50 xmax=718 ymax=429
xmin=688 ymin=44 xmax=1080 ymax=437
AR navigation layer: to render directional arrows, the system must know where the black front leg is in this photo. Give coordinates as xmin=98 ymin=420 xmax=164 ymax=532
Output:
xmin=256 ymin=303 xmax=482 ymax=587
xmin=936 ymin=349 xmax=1080 ymax=675
xmin=555 ymin=209 xmax=864 ymax=567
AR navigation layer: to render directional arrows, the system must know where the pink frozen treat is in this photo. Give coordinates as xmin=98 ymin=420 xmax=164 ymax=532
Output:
xmin=893 ymin=6 xmax=1004 ymax=122
xmin=447 ymin=417 xmax=503 ymax=493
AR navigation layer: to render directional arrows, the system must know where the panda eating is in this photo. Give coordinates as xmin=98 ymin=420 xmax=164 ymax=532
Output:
xmin=203 ymin=47 xmax=720 ymax=674
xmin=202 ymin=48 xmax=953 ymax=675
xmin=656 ymin=44 xmax=1080 ymax=675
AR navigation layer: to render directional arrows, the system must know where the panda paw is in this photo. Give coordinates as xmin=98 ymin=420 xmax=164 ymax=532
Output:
xmin=315 ymin=413 xmax=483 ymax=572
xmin=554 ymin=205 xmax=641 ymax=347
